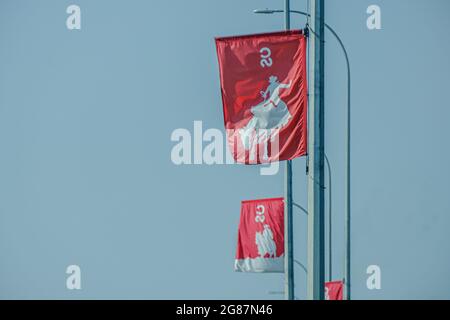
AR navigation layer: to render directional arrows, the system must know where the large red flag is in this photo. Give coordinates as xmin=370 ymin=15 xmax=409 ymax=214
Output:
xmin=235 ymin=197 xmax=284 ymax=273
xmin=325 ymin=281 xmax=344 ymax=300
xmin=215 ymin=30 xmax=307 ymax=164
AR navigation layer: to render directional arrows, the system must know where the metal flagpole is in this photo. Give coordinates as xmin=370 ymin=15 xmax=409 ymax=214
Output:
xmin=285 ymin=160 xmax=294 ymax=301
xmin=307 ymin=0 xmax=325 ymax=300
xmin=283 ymin=0 xmax=295 ymax=301
xmin=344 ymin=39 xmax=351 ymax=302
xmin=325 ymin=154 xmax=332 ymax=282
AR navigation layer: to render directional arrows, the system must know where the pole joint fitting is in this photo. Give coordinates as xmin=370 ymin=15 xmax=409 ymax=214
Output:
xmin=303 ymin=24 xmax=310 ymax=38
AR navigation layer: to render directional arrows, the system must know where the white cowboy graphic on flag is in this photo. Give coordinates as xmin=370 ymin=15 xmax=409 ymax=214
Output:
xmin=239 ymin=75 xmax=292 ymax=161
xmin=255 ymin=224 xmax=277 ymax=258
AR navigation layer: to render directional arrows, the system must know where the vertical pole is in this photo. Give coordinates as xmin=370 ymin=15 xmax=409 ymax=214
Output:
xmin=325 ymin=154 xmax=332 ymax=282
xmin=284 ymin=0 xmax=294 ymax=301
xmin=284 ymin=0 xmax=290 ymax=29
xmin=344 ymin=40 xmax=351 ymax=301
xmin=285 ymin=161 xmax=294 ymax=300
xmin=307 ymin=0 xmax=325 ymax=300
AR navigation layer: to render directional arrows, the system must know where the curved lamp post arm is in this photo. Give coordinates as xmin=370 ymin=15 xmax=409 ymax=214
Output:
xmin=294 ymin=259 xmax=308 ymax=274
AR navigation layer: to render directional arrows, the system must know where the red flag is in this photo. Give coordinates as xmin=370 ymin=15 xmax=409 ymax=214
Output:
xmin=234 ymin=197 xmax=284 ymax=273
xmin=325 ymin=281 xmax=344 ymax=300
xmin=215 ymin=30 xmax=307 ymax=164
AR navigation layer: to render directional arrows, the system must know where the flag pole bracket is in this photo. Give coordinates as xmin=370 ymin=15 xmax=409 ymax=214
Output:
xmin=303 ymin=25 xmax=310 ymax=38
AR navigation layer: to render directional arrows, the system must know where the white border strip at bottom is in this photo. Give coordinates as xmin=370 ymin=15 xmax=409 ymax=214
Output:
xmin=234 ymin=256 xmax=284 ymax=273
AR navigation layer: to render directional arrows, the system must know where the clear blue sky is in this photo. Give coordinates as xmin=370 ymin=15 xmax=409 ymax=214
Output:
xmin=0 ymin=0 xmax=449 ymax=299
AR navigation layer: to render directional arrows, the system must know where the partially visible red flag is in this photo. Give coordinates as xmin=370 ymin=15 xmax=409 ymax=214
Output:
xmin=325 ymin=281 xmax=344 ymax=300
xmin=235 ymin=197 xmax=284 ymax=272
xmin=215 ymin=30 xmax=308 ymax=164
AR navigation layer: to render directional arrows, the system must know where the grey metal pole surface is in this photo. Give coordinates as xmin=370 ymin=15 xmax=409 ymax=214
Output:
xmin=324 ymin=154 xmax=332 ymax=282
xmin=283 ymin=0 xmax=295 ymax=301
xmin=306 ymin=0 xmax=325 ymax=300
xmin=284 ymin=161 xmax=294 ymax=300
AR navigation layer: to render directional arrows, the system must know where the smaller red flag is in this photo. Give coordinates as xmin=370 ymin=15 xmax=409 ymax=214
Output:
xmin=325 ymin=281 xmax=343 ymax=300
xmin=234 ymin=197 xmax=284 ymax=273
